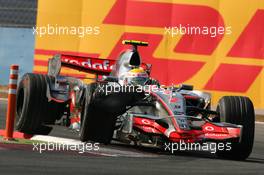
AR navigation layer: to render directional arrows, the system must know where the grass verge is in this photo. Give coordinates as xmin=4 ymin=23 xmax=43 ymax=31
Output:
xmin=0 ymin=136 xmax=45 ymax=145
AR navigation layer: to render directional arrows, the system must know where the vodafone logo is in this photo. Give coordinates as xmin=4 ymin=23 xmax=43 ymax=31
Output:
xmin=205 ymin=133 xmax=228 ymax=137
xmin=61 ymin=56 xmax=115 ymax=72
xmin=205 ymin=126 xmax=214 ymax=131
xmin=62 ymin=58 xmax=113 ymax=70
xmin=141 ymin=119 xmax=151 ymax=125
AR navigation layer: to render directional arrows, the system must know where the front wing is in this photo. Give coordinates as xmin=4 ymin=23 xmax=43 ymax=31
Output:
xmin=132 ymin=115 xmax=242 ymax=143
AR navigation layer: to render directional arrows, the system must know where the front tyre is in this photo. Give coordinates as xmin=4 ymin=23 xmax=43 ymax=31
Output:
xmin=216 ymin=96 xmax=255 ymax=160
xmin=79 ymin=83 xmax=117 ymax=144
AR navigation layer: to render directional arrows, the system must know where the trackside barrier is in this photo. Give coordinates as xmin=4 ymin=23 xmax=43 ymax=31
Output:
xmin=4 ymin=65 xmax=19 ymax=140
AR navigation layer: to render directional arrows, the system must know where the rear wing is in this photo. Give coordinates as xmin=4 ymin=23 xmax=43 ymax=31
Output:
xmin=48 ymin=54 xmax=116 ymax=77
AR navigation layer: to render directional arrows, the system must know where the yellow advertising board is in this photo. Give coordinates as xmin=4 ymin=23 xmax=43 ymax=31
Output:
xmin=34 ymin=0 xmax=264 ymax=108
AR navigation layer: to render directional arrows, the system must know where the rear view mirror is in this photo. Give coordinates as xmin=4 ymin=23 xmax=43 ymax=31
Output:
xmin=102 ymin=76 xmax=118 ymax=82
xmin=48 ymin=54 xmax=61 ymax=77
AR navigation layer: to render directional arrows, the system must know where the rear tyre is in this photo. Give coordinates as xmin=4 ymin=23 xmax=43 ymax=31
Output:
xmin=216 ymin=96 xmax=255 ymax=160
xmin=16 ymin=73 xmax=47 ymax=134
xmin=16 ymin=73 xmax=65 ymax=134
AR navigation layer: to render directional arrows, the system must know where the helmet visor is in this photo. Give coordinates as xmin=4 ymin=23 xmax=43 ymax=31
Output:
xmin=127 ymin=77 xmax=148 ymax=86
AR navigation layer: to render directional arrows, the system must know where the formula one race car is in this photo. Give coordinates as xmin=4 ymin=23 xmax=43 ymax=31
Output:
xmin=16 ymin=40 xmax=255 ymax=160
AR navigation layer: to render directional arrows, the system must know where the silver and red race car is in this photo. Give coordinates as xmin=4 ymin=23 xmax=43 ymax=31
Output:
xmin=16 ymin=40 xmax=255 ymax=160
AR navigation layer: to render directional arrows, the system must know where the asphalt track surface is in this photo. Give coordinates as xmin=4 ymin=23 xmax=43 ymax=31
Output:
xmin=0 ymin=99 xmax=263 ymax=174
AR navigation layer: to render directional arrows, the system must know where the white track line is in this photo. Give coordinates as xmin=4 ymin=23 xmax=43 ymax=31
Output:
xmin=255 ymin=121 xmax=264 ymax=124
xmin=30 ymin=135 xmax=158 ymax=157
xmin=30 ymin=135 xmax=122 ymax=157
xmin=31 ymin=135 xmax=83 ymax=145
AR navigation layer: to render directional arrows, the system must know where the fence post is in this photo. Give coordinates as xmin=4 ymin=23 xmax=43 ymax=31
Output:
xmin=4 ymin=64 xmax=19 ymax=140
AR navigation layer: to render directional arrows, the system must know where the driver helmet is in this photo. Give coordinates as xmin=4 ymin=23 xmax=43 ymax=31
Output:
xmin=123 ymin=67 xmax=149 ymax=86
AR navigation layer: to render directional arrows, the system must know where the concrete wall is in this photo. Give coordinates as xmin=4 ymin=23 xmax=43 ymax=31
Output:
xmin=0 ymin=0 xmax=37 ymax=84
xmin=0 ymin=27 xmax=34 ymax=84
